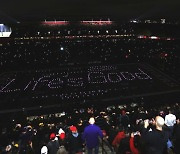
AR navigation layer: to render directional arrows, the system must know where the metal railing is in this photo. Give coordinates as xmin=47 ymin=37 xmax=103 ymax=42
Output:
xmin=101 ymin=138 xmax=115 ymax=154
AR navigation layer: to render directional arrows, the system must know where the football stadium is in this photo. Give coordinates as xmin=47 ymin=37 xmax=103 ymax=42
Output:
xmin=0 ymin=0 xmax=180 ymax=153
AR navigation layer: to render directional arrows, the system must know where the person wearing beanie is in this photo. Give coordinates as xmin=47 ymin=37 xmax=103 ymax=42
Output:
xmin=67 ymin=126 xmax=83 ymax=154
xmin=47 ymin=133 xmax=60 ymax=154
xmin=58 ymin=128 xmax=66 ymax=140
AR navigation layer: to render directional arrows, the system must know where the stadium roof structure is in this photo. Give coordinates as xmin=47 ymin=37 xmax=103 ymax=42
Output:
xmin=0 ymin=0 xmax=180 ymax=22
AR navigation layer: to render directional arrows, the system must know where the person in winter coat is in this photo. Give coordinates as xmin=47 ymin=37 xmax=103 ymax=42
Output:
xmin=47 ymin=133 xmax=60 ymax=154
xmin=67 ymin=126 xmax=83 ymax=154
xmin=82 ymin=117 xmax=103 ymax=154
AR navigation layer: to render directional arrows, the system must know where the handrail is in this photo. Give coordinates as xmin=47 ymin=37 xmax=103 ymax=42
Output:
xmin=101 ymin=138 xmax=115 ymax=154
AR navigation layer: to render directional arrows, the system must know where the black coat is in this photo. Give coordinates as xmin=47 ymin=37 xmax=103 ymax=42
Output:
xmin=142 ymin=128 xmax=168 ymax=154
xmin=47 ymin=140 xmax=60 ymax=154
xmin=67 ymin=133 xmax=83 ymax=153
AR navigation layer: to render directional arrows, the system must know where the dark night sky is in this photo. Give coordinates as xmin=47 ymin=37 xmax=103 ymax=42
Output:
xmin=0 ymin=0 xmax=180 ymax=22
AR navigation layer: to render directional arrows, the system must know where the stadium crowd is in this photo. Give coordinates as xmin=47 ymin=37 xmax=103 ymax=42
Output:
xmin=0 ymin=101 xmax=180 ymax=154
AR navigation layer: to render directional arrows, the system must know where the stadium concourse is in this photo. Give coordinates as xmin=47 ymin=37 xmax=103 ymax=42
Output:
xmin=0 ymin=19 xmax=180 ymax=153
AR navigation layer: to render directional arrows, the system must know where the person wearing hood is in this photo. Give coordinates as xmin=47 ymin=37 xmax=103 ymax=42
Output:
xmin=67 ymin=126 xmax=83 ymax=154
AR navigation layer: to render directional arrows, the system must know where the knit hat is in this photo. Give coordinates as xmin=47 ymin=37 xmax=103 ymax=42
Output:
xmin=70 ymin=126 xmax=77 ymax=132
xmin=50 ymin=133 xmax=56 ymax=140
xmin=58 ymin=128 xmax=65 ymax=140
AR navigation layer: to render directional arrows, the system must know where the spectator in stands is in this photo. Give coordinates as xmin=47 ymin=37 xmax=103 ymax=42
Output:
xmin=107 ymin=125 xmax=119 ymax=147
xmin=56 ymin=146 xmax=68 ymax=154
xmin=142 ymin=116 xmax=168 ymax=154
xmin=118 ymin=109 xmax=130 ymax=129
xmin=165 ymin=110 xmax=176 ymax=138
xmin=47 ymin=133 xmax=60 ymax=154
xmin=18 ymin=127 xmax=34 ymax=154
xmin=67 ymin=126 xmax=83 ymax=154
xmin=57 ymin=128 xmax=66 ymax=146
xmin=26 ymin=141 xmax=35 ymax=154
xmin=112 ymin=126 xmax=126 ymax=150
xmin=173 ymin=117 xmax=180 ymax=154
xmin=82 ymin=117 xmax=103 ymax=154
xmin=129 ymin=132 xmax=141 ymax=154
xmin=117 ymin=128 xmax=131 ymax=154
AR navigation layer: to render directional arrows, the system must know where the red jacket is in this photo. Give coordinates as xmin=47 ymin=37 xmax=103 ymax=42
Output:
xmin=112 ymin=131 xmax=125 ymax=147
xmin=129 ymin=137 xmax=139 ymax=154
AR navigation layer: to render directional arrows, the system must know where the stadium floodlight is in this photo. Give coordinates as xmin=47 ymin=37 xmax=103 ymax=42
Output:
xmin=0 ymin=24 xmax=12 ymax=37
